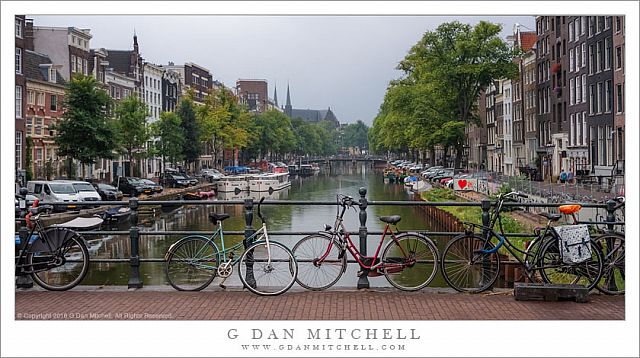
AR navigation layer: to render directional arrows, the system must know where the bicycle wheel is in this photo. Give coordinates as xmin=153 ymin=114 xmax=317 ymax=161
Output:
xmin=440 ymin=234 xmax=500 ymax=293
xmin=165 ymin=236 xmax=218 ymax=291
xmin=382 ymin=233 xmax=438 ymax=291
xmin=292 ymin=234 xmax=346 ymax=290
xmin=593 ymin=233 xmax=625 ymax=295
xmin=538 ymin=238 xmax=603 ymax=290
xmin=238 ymin=241 xmax=297 ymax=296
xmin=29 ymin=229 xmax=89 ymax=291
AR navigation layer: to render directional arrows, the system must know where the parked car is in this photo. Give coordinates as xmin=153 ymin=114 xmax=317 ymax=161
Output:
xmin=200 ymin=168 xmax=223 ymax=182
xmin=26 ymin=180 xmax=81 ymax=211
xmin=57 ymin=180 xmax=102 ymax=204
xmin=92 ymin=183 xmax=124 ymax=201
xmin=182 ymin=174 xmax=198 ymax=186
xmin=160 ymin=172 xmax=191 ymax=188
xmin=113 ymin=177 xmax=153 ymax=197
xmin=139 ymin=179 xmax=163 ymax=193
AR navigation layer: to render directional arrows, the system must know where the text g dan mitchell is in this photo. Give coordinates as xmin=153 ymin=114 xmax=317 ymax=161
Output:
xmin=227 ymin=328 xmax=420 ymax=340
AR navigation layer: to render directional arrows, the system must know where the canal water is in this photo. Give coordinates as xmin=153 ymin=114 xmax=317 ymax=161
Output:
xmin=83 ymin=162 xmax=451 ymax=288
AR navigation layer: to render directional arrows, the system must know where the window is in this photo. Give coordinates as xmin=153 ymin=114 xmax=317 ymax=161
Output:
xmin=589 ymin=44 xmax=595 ymax=74
xmin=36 ymin=148 xmax=43 ymax=163
xmin=597 ymin=82 xmax=603 ymax=113
xmin=575 ymin=18 xmax=580 ymax=41
xmin=605 ymin=38 xmax=612 ymax=70
xmin=16 ymin=18 xmax=23 ymax=38
xmin=589 ymin=85 xmax=596 ymax=114
xmin=83 ymin=59 xmax=87 ymax=75
xmin=616 ymin=83 xmax=623 ymax=113
xmin=36 ymin=92 xmax=45 ymax=106
xmin=35 ymin=118 xmax=43 ymax=136
xmin=570 ymin=78 xmax=575 ymax=105
xmin=606 ymin=16 xmax=612 ymax=30
xmin=26 ymin=117 xmax=32 ymax=135
xmin=16 ymin=85 xmax=22 ymax=118
xmin=27 ymin=90 xmax=34 ymax=104
xmin=605 ymin=80 xmax=612 ymax=112
xmin=606 ymin=125 xmax=612 ymax=165
xmin=582 ymin=112 xmax=587 ymax=145
xmin=582 ymin=74 xmax=587 ymax=103
xmin=616 ymin=46 xmax=622 ymax=69
xmin=581 ymin=43 xmax=586 ymax=68
xmin=588 ymin=16 xmax=595 ymax=37
xmin=50 ymin=95 xmax=57 ymax=111
xmin=71 ymin=55 xmax=77 ymax=73
xmin=16 ymin=131 xmax=22 ymax=169
xmin=569 ymin=21 xmax=574 ymax=42
xmin=16 ymin=48 xmax=22 ymax=74
xmin=596 ymin=41 xmax=603 ymax=72
xmin=576 ymin=75 xmax=582 ymax=103
xmin=570 ymin=114 xmax=576 ymax=146
xmin=598 ymin=16 xmax=605 ymax=32
xmin=49 ymin=67 xmax=57 ymax=83
xmin=569 ymin=50 xmax=574 ymax=72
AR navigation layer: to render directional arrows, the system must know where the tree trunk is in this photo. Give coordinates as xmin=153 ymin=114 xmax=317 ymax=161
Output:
xmin=455 ymin=142 xmax=463 ymax=169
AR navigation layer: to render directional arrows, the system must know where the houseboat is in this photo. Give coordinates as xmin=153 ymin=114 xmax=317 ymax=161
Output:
xmin=249 ymin=172 xmax=291 ymax=192
xmin=217 ymin=174 xmax=253 ymax=194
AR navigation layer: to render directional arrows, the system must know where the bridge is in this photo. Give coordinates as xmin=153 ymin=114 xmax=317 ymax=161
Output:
xmin=296 ymin=155 xmax=388 ymax=165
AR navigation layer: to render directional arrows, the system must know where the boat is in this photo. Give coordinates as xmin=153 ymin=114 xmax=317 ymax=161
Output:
xmin=298 ymin=164 xmax=314 ymax=176
xmin=182 ymin=192 xmax=202 ymax=200
xmin=98 ymin=207 xmax=131 ymax=224
xmin=311 ymin=163 xmax=321 ymax=173
xmin=288 ymin=165 xmax=299 ymax=175
xmin=51 ymin=216 xmax=105 ymax=231
xmin=249 ymin=172 xmax=291 ymax=193
xmin=217 ymin=174 xmax=253 ymax=193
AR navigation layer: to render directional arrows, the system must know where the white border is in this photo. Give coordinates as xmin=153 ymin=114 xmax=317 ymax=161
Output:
xmin=2 ymin=2 xmax=638 ymax=357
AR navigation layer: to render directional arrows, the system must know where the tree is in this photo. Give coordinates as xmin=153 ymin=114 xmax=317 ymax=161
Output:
xmin=114 ymin=95 xmax=149 ymax=177
xmin=151 ymin=111 xmax=185 ymax=173
xmin=176 ymin=95 xmax=201 ymax=170
xmin=342 ymin=120 xmax=370 ymax=152
xmin=55 ymin=74 xmax=117 ymax=178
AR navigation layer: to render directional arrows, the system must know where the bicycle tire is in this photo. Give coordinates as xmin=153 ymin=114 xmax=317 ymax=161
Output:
xmin=29 ymin=229 xmax=89 ymax=291
xmin=592 ymin=233 xmax=625 ymax=295
xmin=165 ymin=236 xmax=218 ymax=291
xmin=538 ymin=237 xmax=603 ymax=291
xmin=440 ymin=234 xmax=500 ymax=293
xmin=238 ymin=241 xmax=298 ymax=296
xmin=382 ymin=233 xmax=438 ymax=291
xmin=292 ymin=234 xmax=346 ymax=291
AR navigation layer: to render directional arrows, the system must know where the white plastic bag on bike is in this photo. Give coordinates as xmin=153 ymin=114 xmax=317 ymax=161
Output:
xmin=552 ymin=224 xmax=592 ymax=264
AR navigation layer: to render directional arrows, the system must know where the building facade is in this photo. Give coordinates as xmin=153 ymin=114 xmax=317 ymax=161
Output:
xmin=16 ymin=16 xmax=27 ymax=181
xmin=29 ymin=25 xmax=92 ymax=81
xmin=165 ymin=62 xmax=213 ymax=104
xmin=523 ymin=49 xmax=539 ymax=176
xmin=143 ymin=62 xmax=164 ymax=178
xmin=503 ymin=80 xmax=514 ymax=175
xmin=161 ymin=67 xmax=181 ymax=112
xmin=612 ymin=16 xmax=625 ymax=175
xmin=535 ymin=16 xmax=554 ymax=180
xmin=236 ymin=79 xmax=269 ymax=113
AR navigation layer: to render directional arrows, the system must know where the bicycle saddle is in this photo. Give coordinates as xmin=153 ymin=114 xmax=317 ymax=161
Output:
xmin=209 ymin=213 xmax=230 ymax=224
xmin=379 ymin=215 xmax=401 ymax=224
xmin=538 ymin=212 xmax=562 ymax=221
xmin=559 ymin=204 xmax=582 ymax=214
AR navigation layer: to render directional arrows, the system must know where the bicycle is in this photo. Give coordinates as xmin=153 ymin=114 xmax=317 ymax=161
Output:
xmin=440 ymin=191 xmax=604 ymax=293
xmin=164 ymin=197 xmax=298 ymax=296
xmin=576 ymin=196 xmax=625 ymax=295
xmin=292 ymin=194 xmax=439 ymax=291
xmin=15 ymin=197 xmax=90 ymax=291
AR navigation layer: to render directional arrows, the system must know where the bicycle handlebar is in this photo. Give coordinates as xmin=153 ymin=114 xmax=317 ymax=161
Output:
xmin=257 ymin=197 xmax=266 ymax=223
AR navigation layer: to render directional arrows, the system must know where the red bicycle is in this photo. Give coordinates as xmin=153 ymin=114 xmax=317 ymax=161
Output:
xmin=292 ymin=194 xmax=439 ymax=291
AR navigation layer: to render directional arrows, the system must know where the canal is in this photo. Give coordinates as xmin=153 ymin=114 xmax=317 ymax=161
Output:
xmin=83 ymin=162 xmax=450 ymax=288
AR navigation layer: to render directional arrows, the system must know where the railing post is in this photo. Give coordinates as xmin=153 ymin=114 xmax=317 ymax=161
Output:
xmin=357 ymin=187 xmax=369 ymax=289
xmin=604 ymin=199 xmax=617 ymax=292
xmin=16 ymin=188 xmax=33 ymax=288
xmin=128 ymin=198 xmax=143 ymax=289
xmin=481 ymin=200 xmax=491 ymax=230
xmin=243 ymin=199 xmax=256 ymax=288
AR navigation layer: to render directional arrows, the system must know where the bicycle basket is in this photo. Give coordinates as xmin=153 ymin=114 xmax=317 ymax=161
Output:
xmin=552 ymin=224 xmax=591 ymax=264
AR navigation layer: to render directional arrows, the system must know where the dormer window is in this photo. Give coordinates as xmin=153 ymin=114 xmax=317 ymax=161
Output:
xmin=49 ymin=67 xmax=57 ymax=83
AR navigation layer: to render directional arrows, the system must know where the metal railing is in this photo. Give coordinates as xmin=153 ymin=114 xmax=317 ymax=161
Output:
xmin=15 ymin=188 xmax=623 ymax=289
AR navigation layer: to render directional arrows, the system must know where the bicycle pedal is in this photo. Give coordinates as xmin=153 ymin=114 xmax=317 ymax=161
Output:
xmin=219 ymin=284 xmax=226 ymax=289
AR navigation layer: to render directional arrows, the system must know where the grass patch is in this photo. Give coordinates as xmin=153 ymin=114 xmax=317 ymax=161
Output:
xmin=420 ymin=188 xmax=534 ymax=255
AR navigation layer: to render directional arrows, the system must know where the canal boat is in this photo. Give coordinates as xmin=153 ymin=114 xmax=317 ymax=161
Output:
xmin=298 ymin=164 xmax=315 ymax=176
xmin=249 ymin=172 xmax=291 ymax=193
xmin=217 ymin=174 xmax=253 ymax=194
xmin=288 ymin=165 xmax=299 ymax=175
xmin=98 ymin=207 xmax=131 ymax=224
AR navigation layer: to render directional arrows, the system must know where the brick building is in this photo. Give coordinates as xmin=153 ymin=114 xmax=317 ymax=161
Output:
xmin=15 ymin=16 xmax=27 ymax=182
xmin=612 ymin=16 xmax=625 ymax=175
xmin=165 ymin=62 xmax=213 ymax=104
xmin=236 ymin=79 xmax=269 ymax=113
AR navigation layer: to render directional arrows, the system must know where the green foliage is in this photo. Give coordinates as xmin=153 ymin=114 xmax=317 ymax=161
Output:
xmin=177 ymin=95 xmax=201 ymax=166
xmin=370 ymin=21 xmax=519 ymax=167
xmin=55 ymin=74 xmax=117 ymax=171
xmin=342 ymin=120 xmax=369 ymax=150
xmin=151 ymin=112 xmax=185 ymax=171
xmin=114 ymin=95 xmax=150 ymax=176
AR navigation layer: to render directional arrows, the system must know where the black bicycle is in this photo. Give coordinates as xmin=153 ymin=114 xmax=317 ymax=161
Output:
xmin=440 ymin=191 xmax=604 ymax=293
xmin=15 ymin=197 xmax=89 ymax=291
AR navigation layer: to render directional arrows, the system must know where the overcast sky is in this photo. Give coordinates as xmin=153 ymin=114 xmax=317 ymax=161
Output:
xmin=30 ymin=15 xmax=535 ymax=125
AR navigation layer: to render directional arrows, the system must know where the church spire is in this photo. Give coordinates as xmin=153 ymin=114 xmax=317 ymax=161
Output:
xmin=284 ymin=82 xmax=292 ymax=117
xmin=274 ymin=83 xmax=278 ymax=107
xmin=133 ymin=29 xmax=139 ymax=53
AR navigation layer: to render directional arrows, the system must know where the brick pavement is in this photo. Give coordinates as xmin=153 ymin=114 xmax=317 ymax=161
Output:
xmin=14 ymin=287 xmax=624 ymax=320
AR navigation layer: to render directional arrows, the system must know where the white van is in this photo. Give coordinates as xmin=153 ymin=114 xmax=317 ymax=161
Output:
xmin=56 ymin=180 xmax=101 ymax=203
xmin=27 ymin=180 xmax=81 ymax=211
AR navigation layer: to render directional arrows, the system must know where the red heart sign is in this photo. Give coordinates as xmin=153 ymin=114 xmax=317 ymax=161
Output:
xmin=458 ymin=179 xmax=467 ymax=189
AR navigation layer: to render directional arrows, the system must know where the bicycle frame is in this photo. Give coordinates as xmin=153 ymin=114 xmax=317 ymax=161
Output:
xmin=318 ymin=202 xmax=406 ymax=271
xmin=15 ymin=215 xmax=60 ymax=275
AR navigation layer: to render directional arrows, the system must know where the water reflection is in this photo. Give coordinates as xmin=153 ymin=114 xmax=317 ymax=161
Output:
xmin=82 ymin=162 xmax=449 ymax=287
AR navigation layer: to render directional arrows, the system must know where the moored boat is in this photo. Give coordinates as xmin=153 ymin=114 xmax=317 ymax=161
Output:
xmin=249 ymin=172 xmax=291 ymax=193
xmin=217 ymin=174 xmax=252 ymax=194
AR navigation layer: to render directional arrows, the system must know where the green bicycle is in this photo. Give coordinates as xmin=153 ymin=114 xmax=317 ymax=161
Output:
xmin=164 ymin=198 xmax=298 ymax=296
